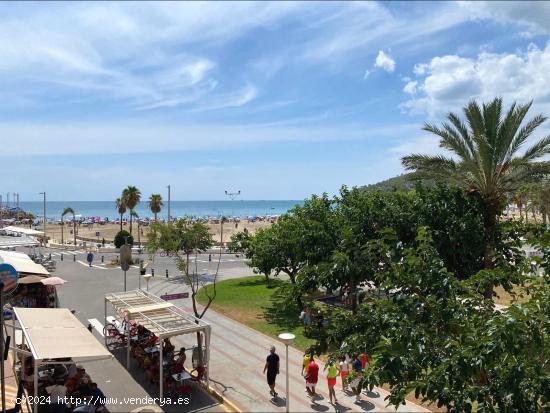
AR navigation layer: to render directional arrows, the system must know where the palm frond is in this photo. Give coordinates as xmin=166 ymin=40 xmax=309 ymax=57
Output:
xmin=521 ymin=134 xmax=550 ymax=161
xmin=505 ymin=111 xmax=545 ymax=161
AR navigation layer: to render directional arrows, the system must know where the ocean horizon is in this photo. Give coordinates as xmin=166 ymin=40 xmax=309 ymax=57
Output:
xmin=15 ymin=200 xmax=303 ymax=220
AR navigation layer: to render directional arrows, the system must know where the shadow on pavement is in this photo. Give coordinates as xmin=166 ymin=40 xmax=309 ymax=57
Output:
xmin=110 ymin=347 xmax=219 ymax=412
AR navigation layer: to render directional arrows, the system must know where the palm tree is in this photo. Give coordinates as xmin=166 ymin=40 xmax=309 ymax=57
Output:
xmin=148 ymin=194 xmax=163 ymax=221
xmin=122 ymin=186 xmax=141 ymax=235
xmin=116 ymin=198 xmax=127 ymax=232
xmin=131 ymin=210 xmax=141 ymax=246
xmin=61 ymin=207 xmax=76 ymax=247
xmin=402 ymin=98 xmax=550 ymax=292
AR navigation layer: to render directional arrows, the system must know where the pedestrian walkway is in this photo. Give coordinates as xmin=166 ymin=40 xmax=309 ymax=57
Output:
xmin=162 ymin=299 xmax=428 ymax=412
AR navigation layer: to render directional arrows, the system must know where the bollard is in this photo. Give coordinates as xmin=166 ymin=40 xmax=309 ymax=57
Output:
xmin=151 ymin=268 xmax=155 ymax=277
xmin=73 ymin=254 xmax=76 ymax=262
xmin=101 ymin=255 xmax=104 ymax=263
xmin=49 ymin=253 xmax=51 ymax=260
xmin=165 ymin=269 xmax=168 ymax=278
xmin=61 ymin=254 xmax=63 ymax=262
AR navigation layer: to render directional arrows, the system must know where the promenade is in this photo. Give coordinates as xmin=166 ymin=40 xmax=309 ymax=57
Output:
xmin=23 ymin=245 xmax=428 ymax=412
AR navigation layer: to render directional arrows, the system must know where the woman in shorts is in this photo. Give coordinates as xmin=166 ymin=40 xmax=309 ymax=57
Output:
xmin=324 ymin=359 xmax=340 ymax=404
xmin=339 ymin=356 xmax=349 ymax=391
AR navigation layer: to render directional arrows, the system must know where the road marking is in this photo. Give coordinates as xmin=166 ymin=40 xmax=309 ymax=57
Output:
xmin=77 ymin=260 xmax=90 ymax=267
xmin=87 ymin=318 xmax=105 ymax=337
xmin=76 ymin=260 xmax=106 ymax=269
xmin=131 ymin=265 xmax=140 ymax=269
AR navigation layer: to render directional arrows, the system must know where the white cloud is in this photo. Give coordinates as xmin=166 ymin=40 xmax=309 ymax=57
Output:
xmin=363 ymin=69 xmax=371 ymax=79
xmin=402 ymin=43 xmax=550 ymax=116
xmin=374 ymin=50 xmax=396 ymax=72
xmin=403 ymin=81 xmax=418 ymax=95
xmin=459 ymin=1 xmax=550 ymax=36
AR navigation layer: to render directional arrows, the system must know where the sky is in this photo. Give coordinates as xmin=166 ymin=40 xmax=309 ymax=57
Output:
xmin=2 ymin=1 xmax=550 ymax=201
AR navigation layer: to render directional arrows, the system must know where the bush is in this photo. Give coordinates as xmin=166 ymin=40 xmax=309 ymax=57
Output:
xmin=114 ymin=230 xmax=134 ymax=248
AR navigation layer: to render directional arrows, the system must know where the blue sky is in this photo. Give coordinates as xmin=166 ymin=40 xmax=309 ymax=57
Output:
xmin=2 ymin=1 xmax=550 ymax=201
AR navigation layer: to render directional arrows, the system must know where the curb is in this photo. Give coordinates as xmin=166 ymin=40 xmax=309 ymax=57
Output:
xmin=205 ymin=383 xmax=242 ymax=412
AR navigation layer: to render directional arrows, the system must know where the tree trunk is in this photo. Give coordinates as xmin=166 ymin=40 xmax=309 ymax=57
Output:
xmin=129 ymin=211 xmax=133 ymax=235
xmin=61 ymin=218 xmax=64 ymax=245
xmin=482 ymin=202 xmax=498 ymax=299
xmin=120 ymin=213 xmax=123 ymax=231
xmin=350 ymin=281 xmax=358 ymax=314
xmin=186 ymin=252 xmax=190 ymax=276
xmin=287 ymin=271 xmax=304 ymax=310
xmin=154 ymin=212 xmax=157 ymax=222
xmin=73 ymin=218 xmax=76 ymax=247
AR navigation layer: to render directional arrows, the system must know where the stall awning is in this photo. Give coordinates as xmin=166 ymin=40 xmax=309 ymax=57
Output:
xmin=14 ymin=307 xmax=112 ymax=362
xmin=105 ymin=290 xmax=210 ymax=338
xmin=2 ymin=226 xmax=44 ymax=236
xmin=0 ymin=250 xmax=49 ymax=276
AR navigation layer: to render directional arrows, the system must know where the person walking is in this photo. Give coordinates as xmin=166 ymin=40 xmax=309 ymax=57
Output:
xmin=302 ymin=351 xmax=311 ymax=392
xmin=339 ymin=355 xmax=350 ymax=391
xmin=324 ymin=358 xmax=340 ymax=404
xmin=263 ymin=345 xmax=280 ymax=398
xmin=86 ymin=251 xmax=94 ymax=267
xmin=306 ymin=355 xmax=319 ymax=398
xmin=350 ymin=353 xmax=363 ymax=402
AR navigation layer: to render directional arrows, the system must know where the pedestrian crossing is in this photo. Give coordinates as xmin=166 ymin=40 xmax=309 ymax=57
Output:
xmin=49 ymin=250 xmax=82 ymax=256
xmin=76 ymin=260 xmax=109 ymax=270
xmin=88 ymin=318 xmax=105 ymax=337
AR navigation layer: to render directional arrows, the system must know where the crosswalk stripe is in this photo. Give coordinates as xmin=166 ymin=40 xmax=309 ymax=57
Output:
xmin=87 ymin=318 xmax=105 ymax=337
xmin=76 ymin=260 xmax=90 ymax=267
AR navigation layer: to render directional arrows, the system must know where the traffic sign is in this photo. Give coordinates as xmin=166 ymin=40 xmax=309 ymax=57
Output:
xmin=160 ymin=292 xmax=189 ymax=300
xmin=120 ymin=244 xmax=132 ymax=272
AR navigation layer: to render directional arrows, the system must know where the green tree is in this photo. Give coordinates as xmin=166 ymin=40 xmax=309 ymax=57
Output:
xmin=114 ymin=230 xmax=133 ymax=248
xmin=61 ymin=206 xmax=75 ymax=246
xmin=331 ymin=229 xmax=547 ymax=412
xmin=116 ymin=197 xmax=127 ymax=231
xmin=148 ymin=194 xmax=163 ymax=221
xmin=147 ymin=219 xmax=215 ymax=318
xmin=122 ymin=186 xmax=141 ymax=235
xmin=403 ymin=98 xmax=550 ymax=296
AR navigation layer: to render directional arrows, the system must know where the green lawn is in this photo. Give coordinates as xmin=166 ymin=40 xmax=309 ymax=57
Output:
xmin=196 ymin=276 xmax=317 ymax=352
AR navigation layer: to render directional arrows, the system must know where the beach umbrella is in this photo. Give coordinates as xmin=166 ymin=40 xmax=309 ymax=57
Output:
xmin=41 ymin=276 xmax=68 ymax=286
xmin=18 ymin=275 xmax=47 ymax=284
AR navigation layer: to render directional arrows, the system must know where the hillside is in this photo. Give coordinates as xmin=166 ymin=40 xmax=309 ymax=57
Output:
xmin=363 ymin=173 xmax=435 ymax=192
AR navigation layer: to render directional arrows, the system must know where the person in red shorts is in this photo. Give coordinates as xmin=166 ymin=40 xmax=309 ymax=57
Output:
xmin=306 ymin=356 xmax=319 ymax=397
xmin=324 ymin=359 xmax=340 ymax=404
xmin=339 ymin=355 xmax=349 ymax=391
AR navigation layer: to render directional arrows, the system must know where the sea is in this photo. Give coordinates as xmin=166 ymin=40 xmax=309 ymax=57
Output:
xmin=16 ymin=200 xmax=303 ymax=221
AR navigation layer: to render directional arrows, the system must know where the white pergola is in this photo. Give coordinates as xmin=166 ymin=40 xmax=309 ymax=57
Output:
xmin=9 ymin=307 xmax=113 ymax=412
xmin=104 ymin=289 xmax=211 ymax=399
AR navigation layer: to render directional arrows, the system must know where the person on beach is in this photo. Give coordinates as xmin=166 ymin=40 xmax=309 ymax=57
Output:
xmin=339 ymin=355 xmax=350 ymax=391
xmin=263 ymin=345 xmax=279 ymax=398
xmin=306 ymin=356 xmax=319 ymax=397
xmin=324 ymin=358 xmax=340 ymax=404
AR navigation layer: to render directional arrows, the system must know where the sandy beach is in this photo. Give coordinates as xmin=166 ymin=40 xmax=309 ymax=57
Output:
xmin=34 ymin=219 xmax=273 ymax=245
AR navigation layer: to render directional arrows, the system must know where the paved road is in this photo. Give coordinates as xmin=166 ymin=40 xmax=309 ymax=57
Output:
xmin=19 ymin=246 xmax=231 ymax=413
xmin=23 ymin=246 xmax=427 ymax=412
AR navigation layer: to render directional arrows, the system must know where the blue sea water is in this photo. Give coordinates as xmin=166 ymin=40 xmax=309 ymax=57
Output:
xmin=17 ymin=200 xmax=302 ymax=220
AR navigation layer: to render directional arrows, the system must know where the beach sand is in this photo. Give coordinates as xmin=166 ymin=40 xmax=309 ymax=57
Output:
xmin=35 ymin=219 xmax=273 ymax=245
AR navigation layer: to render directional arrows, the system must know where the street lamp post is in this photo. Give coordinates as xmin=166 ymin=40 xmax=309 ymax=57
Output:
xmin=278 ymin=332 xmax=295 ymax=413
xmin=142 ymin=273 xmax=152 ymax=291
xmin=39 ymin=192 xmax=46 ymax=246
xmin=167 ymin=185 xmax=171 ymax=223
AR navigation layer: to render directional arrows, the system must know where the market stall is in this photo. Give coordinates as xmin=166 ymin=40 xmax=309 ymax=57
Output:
xmin=9 ymin=307 xmax=113 ymax=412
xmin=104 ymin=289 xmax=211 ymax=400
